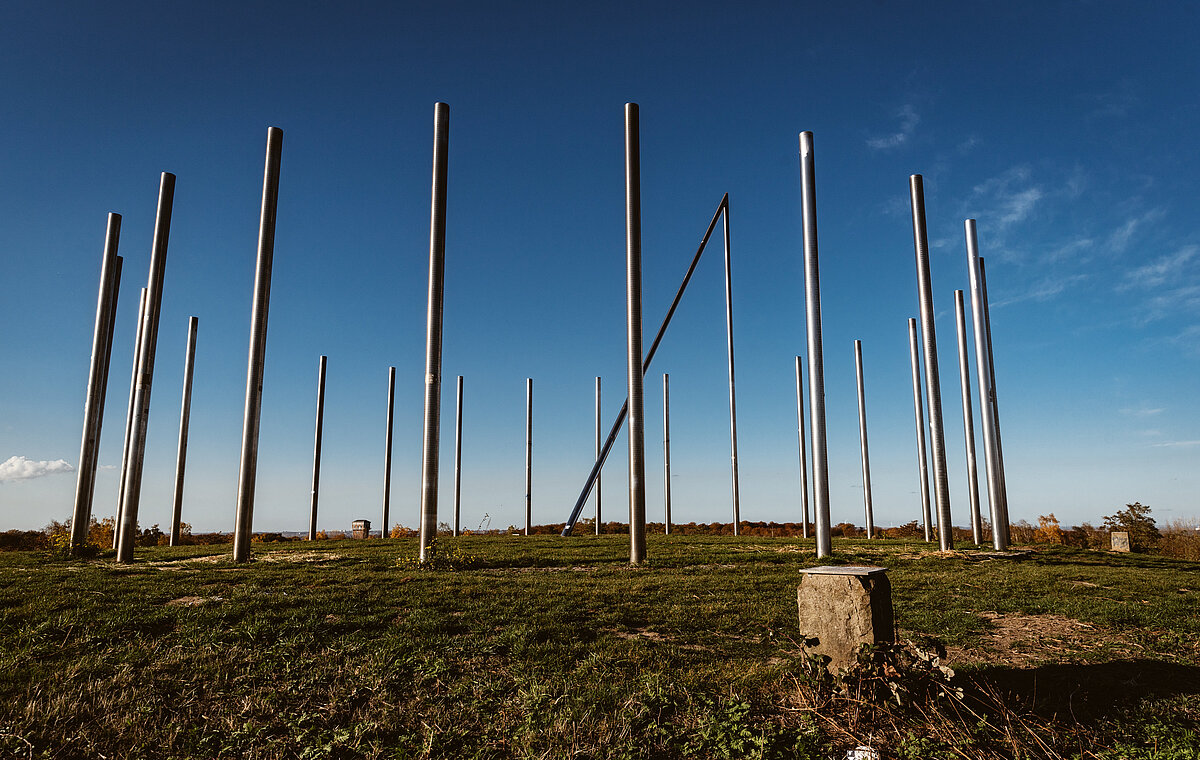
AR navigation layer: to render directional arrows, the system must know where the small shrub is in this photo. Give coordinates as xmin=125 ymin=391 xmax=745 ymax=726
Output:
xmin=1103 ymin=502 xmax=1161 ymax=552
xmin=398 ymin=538 xmax=479 ymax=570
xmin=1033 ymin=513 xmax=1065 ymax=544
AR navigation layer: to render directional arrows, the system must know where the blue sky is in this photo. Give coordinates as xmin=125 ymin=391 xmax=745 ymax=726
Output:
xmin=2 ymin=1 xmax=1197 ymax=534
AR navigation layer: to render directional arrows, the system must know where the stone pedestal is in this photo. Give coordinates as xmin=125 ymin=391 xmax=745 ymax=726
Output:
xmin=797 ymin=566 xmax=894 ymax=671
xmin=1111 ymin=531 xmax=1130 ymax=552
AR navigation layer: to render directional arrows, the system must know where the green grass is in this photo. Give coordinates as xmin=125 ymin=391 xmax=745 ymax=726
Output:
xmin=1 ymin=535 xmax=1198 ymax=759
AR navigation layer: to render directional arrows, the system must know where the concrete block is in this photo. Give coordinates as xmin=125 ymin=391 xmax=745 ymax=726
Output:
xmin=797 ymin=566 xmax=894 ymax=671
xmin=1111 ymin=531 xmax=1130 ymax=552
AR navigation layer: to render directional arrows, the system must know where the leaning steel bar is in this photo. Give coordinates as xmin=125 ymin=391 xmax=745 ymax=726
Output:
xmin=954 ymin=290 xmax=984 ymax=545
xmin=794 ymin=356 xmax=810 ymax=539
xmin=168 ymin=316 xmax=198 ymax=546
xmin=909 ymin=175 xmax=953 ymax=551
xmin=854 ymin=340 xmax=875 ymax=539
xmin=979 ymin=257 xmax=1010 ymax=543
xmin=307 ymin=355 xmax=327 ymax=540
xmin=966 ymin=221 xmax=1006 ymax=550
xmin=720 ymin=197 xmax=741 ymax=535
xmin=232 ymin=127 xmax=283 ymax=563
xmin=114 ymin=288 xmax=147 ymax=549
xmin=560 ymin=194 xmax=727 ymax=536
xmin=71 ymin=213 xmax=122 ymax=554
xmin=909 ymin=318 xmax=934 ymax=542
xmin=418 ymin=103 xmax=450 ymax=563
xmin=799 ymin=132 xmax=831 ymax=558
xmin=117 ymin=173 xmax=176 ymax=563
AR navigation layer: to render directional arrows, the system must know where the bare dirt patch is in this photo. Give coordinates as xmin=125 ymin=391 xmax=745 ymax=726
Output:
xmin=942 ymin=612 xmax=1137 ymax=666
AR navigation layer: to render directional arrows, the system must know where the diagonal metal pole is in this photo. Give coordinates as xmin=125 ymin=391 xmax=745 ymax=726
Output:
xmin=625 ymin=102 xmax=647 ymax=565
xmin=854 ymin=340 xmax=875 ymax=539
xmin=115 ymin=287 xmax=147 ymax=549
xmin=909 ymin=175 xmax=953 ymax=551
xmin=794 ymin=356 xmax=810 ymax=539
xmin=419 ymin=102 xmax=450 ymax=563
xmin=232 ymin=127 xmax=284 ymax=563
xmin=799 ymin=132 xmax=831 ymax=558
xmin=117 ymin=172 xmax=176 ymax=563
xmin=561 ymin=195 xmax=727 ymax=536
xmin=909 ymin=318 xmax=933 ymax=542
xmin=307 ymin=355 xmax=327 ymax=540
xmin=979 ymin=257 xmax=1011 ymax=542
xmin=720 ymin=197 xmax=741 ymax=535
xmin=71 ymin=214 xmax=122 ymax=554
xmin=954 ymin=290 xmax=984 ymax=545
xmin=383 ymin=367 xmax=396 ymax=538
xmin=966 ymin=220 xmax=1006 ymax=549
xmin=169 ymin=316 xmax=198 ymax=546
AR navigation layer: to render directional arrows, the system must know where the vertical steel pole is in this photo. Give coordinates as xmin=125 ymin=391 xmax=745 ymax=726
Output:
xmin=798 ymin=132 xmax=831 ymax=558
xmin=854 ymin=340 xmax=875 ymax=539
xmin=909 ymin=175 xmax=953 ymax=551
xmin=71 ymin=214 xmax=122 ymax=554
xmin=979 ymin=258 xmax=1011 ymax=541
xmin=115 ymin=287 xmax=147 ymax=549
xmin=966 ymin=222 xmax=1007 ymax=549
xmin=117 ymin=173 xmax=176 ymax=563
xmin=954 ymin=290 xmax=984 ymax=545
xmin=909 ymin=319 xmax=933 ymax=542
xmin=382 ymin=366 xmax=396 ymax=538
xmin=169 ymin=316 xmax=198 ymax=546
xmin=232 ymin=127 xmax=283 ymax=563
xmin=419 ymin=102 xmax=450 ymax=563
xmin=720 ymin=196 xmax=742 ymax=536
xmin=594 ymin=376 xmax=602 ymax=534
xmin=625 ymin=103 xmax=647 ymax=565
xmin=307 ymin=355 xmax=327 ymax=540
xmin=794 ymin=356 xmax=810 ymax=539
xmin=452 ymin=374 xmax=462 ymax=537
xmin=662 ymin=373 xmax=672 ymax=535
xmin=525 ymin=377 xmax=533 ymax=536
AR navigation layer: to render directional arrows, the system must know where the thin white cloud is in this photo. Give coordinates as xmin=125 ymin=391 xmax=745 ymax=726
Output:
xmin=866 ymin=105 xmax=919 ymax=150
xmin=1120 ymin=407 xmax=1165 ymax=418
xmin=1150 ymin=440 xmax=1200 ymax=448
xmin=993 ymin=273 xmax=1089 ymax=307
xmin=1107 ymin=208 xmax=1167 ymax=254
xmin=1119 ymin=245 xmax=1197 ymax=291
xmin=957 ymin=135 xmax=980 ymax=154
xmin=0 ymin=455 xmax=75 ymax=483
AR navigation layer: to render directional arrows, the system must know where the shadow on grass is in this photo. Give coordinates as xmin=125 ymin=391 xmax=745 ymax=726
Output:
xmin=965 ymin=659 xmax=1200 ymax=721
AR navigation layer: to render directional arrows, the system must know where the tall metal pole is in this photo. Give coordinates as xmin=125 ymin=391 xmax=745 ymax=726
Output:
xmin=625 ymin=102 xmax=647 ymax=565
xmin=799 ymin=132 xmax=831 ymax=558
xmin=525 ymin=377 xmax=533 ymax=536
xmin=720 ymin=197 xmax=742 ymax=536
xmin=662 ymin=373 xmax=672 ymax=535
xmin=71 ymin=213 xmax=122 ymax=554
xmin=114 ymin=288 xmax=147 ymax=549
xmin=908 ymin=318 xmax=933 ymax=542
xmin=419 ymin=102 xmax=450 ymax=563
xmin=794 ymin=356 xmax=810 ymax=539
xmin=452 ymin=374 xmax=462 ymax=537
xmin=594 ymin=376 xmax=602 ymax=534
xmin=383 ymin=366 xmax=396 ymax=538
xmin=966 ymin=221 xmax=1007 ymax=549
xmin=854 ymin=340 xmax=875 ymax=539
xmin=561 ymin=197 xmax=726 ymax=536
xmin=979 ymin=258 xmax=1011 ymax=541
xmin=909 ymin=175 xmax=953 ymax=551
xmin=169 ymin=316 xmax=198 ymax=546
xmin=117 ymin=172 xmax=176 ymax=563
xmin=954 ymin=290 xmax=984 ymax=545
xmin=307 ymin=355 xmax=327 ymax=540
xmin=232 ymin=127 xmax=284 ymax=563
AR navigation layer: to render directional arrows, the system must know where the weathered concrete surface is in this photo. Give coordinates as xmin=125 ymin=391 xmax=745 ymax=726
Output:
xmin=797 ymin=566 xmax=894 ymax=671
xmin=1111 ymin=531 xmax=1131 ymax=552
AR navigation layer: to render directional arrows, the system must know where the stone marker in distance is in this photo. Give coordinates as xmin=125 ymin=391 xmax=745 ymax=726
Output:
xmin=1110 ymin=531 xmax=1131 ymax=552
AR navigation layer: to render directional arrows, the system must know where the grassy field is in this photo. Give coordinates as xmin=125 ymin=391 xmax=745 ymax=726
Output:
xmin=1 ymin=535 xmax=1198 ymax=759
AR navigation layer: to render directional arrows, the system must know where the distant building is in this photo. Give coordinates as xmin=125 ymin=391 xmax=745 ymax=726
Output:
xmin=352 ymin=519 xmax=371 ymax=539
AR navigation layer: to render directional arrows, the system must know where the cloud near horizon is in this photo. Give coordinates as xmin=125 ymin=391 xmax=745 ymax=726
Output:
xmin=0 ymin=456 xmax=75 ymax=483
